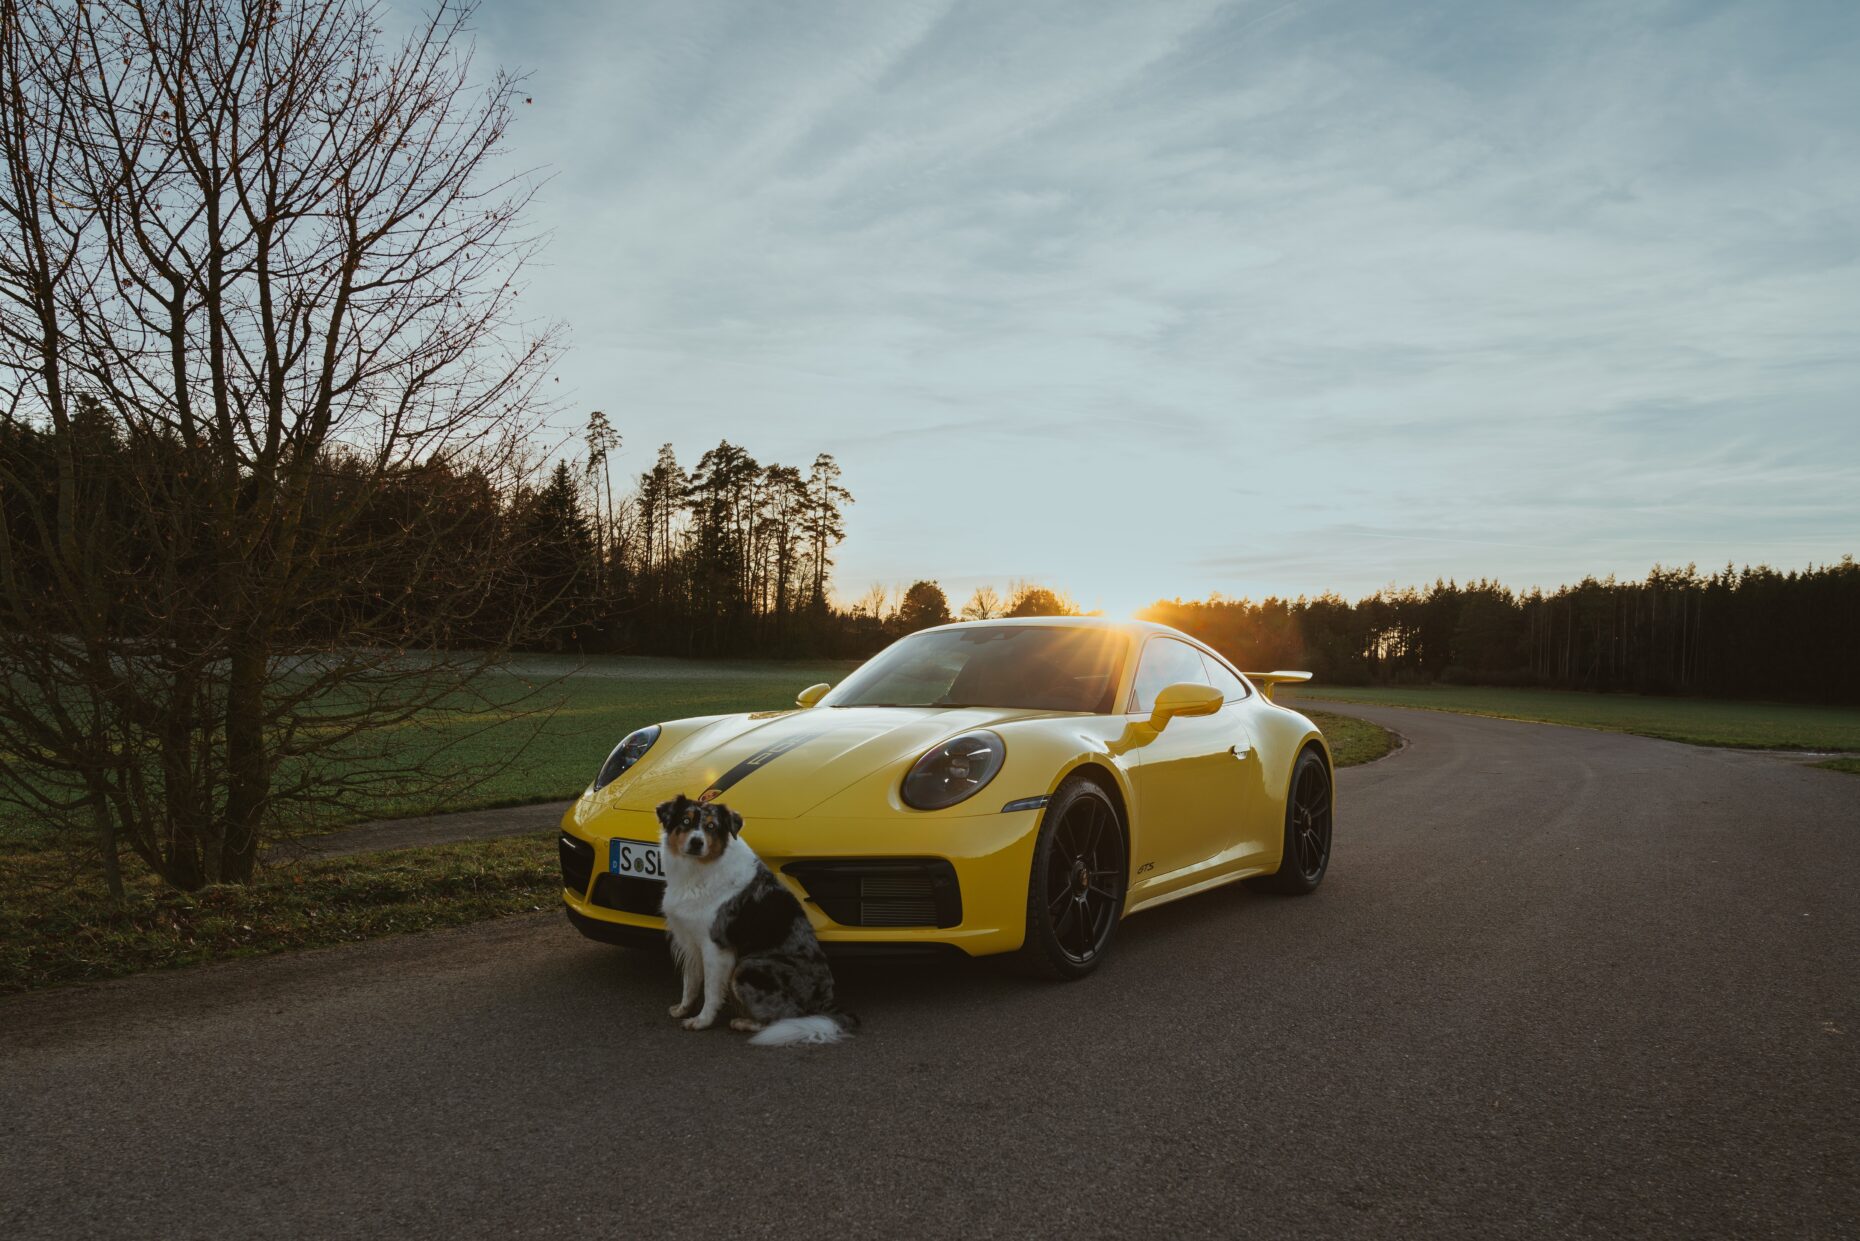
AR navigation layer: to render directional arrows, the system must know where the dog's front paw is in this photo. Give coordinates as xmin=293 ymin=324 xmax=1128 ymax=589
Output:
xmin=668 ymin=1002 xmax=695 ymax=1018
xmin=681 ymin=1014 xmax=715 ymax=1031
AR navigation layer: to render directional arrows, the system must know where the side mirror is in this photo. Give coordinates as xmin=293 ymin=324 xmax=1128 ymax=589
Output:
xmin=796 ymin=683 xmax=831 ymax=708
xmin=1149 ymin=682 xmax=1223 ymax=729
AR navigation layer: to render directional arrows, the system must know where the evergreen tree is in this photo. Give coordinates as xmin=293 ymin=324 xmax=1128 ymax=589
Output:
xmin=517 ymin=462 xmax=596 ymax=649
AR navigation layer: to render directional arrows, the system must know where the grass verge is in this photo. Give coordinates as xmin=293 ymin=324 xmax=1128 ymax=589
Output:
xmin=341 ymin=655 xmax=860 ymax=820
xmin=1307 ymin=709 xmax=1396 ymax=767
xmin=1815 ymin=757 xmax=1860 ymax=776
xmin=0 ymin=834 xmax=558 ymax=996
xmin=1282 ymin=684 xmax=1860 ymax=752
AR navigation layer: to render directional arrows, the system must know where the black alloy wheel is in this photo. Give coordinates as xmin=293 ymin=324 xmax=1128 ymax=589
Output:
xmin=1251 ymin=747 xmax=1332 ymax=894
xmin=1012 ymin=778 xmax=1127 ymax=979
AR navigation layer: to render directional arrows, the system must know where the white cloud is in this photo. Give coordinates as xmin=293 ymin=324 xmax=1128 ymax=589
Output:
xmin=463 ymin=0 xmax=1860 ymax=606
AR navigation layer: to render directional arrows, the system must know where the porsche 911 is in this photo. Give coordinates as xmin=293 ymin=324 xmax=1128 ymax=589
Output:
xmin=558 ymin=617 xmax=1334 ymax=978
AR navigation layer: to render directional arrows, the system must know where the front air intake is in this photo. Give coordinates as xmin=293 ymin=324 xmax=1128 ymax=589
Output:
xmin=590 ymin=872 xmax=666 ymax=917
xmin=558 ymin=834 xmax=594 ymax=899
xmin=783 ymin=859 xmax=962 ymax=929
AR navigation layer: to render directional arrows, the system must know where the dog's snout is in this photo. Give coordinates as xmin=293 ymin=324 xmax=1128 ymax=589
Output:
xmin=684 ymin=834 xmax=706 ymax=855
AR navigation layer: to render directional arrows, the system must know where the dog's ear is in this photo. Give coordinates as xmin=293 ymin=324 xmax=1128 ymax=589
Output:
xmin=727 ymin=808 xmax=744 ymax=836
xmin=655 ymin=795 xmax=685 ymax=827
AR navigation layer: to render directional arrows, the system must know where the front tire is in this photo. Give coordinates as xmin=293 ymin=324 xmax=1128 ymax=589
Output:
xmin=1250 ymin=746 xmax=1332 ymax=894
xmin=1011 ymin=778 xmax=1127 ymax=980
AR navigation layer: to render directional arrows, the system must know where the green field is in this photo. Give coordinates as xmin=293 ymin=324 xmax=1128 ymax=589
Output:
xmin=1282 ymin=683 xmax=1860 ymax=752
xmin=367 ymin=655 xmax=860 ymax=819
xmin=0 ymin=656 xmax=861 ymax=840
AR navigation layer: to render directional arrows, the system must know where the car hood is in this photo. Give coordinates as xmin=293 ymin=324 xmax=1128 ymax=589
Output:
xmin=598 ymin=705 xmax=1054 ymax=820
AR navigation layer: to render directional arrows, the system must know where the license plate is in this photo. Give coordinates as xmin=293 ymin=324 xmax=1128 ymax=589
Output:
xmin=609 ymin=838 xmax=664 ymax=879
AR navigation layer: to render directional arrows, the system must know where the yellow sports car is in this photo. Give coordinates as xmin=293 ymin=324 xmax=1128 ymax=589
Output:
xmin=559 ymin=617 xmax=1333 ymax=978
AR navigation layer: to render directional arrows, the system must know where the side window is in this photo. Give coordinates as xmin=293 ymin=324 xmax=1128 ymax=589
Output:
xmin=1199 ymin=652 xmax=1251 ymax=702
xmin=1128 ymin=638 xmax=1211 ymax=713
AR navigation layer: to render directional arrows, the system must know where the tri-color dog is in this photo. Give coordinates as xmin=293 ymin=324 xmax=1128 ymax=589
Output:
xmin=656 ymin=794 xmax=854 ymax=1046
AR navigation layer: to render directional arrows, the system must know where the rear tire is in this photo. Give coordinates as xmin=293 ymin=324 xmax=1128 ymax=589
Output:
xmin=1249 ymin=746 xmax=1332 ymax=894
xmin=1010 ymin=778 xmax=1127 ymax=980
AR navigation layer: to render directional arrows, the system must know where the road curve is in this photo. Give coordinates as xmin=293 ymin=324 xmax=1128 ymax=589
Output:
xmin=3 ymin=706 xmax=1855 ymax=1239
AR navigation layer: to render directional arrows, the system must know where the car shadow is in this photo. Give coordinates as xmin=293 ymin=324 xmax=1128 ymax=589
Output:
xmin=522 ymin=880 xmax=1289 ymax=1044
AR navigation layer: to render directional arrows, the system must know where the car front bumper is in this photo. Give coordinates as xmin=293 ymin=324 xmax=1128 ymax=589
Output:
xmin=558 ymin=801 xmax=1043 ymax=957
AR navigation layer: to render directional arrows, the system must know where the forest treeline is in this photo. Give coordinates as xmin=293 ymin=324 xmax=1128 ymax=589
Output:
xmin=1142 ymin=560 xmax=1860 ymax=705
xmin=0 ymin=409 xmax=876 ymax=658
xmin=6 ymin=411 xmax=1853 ymax=699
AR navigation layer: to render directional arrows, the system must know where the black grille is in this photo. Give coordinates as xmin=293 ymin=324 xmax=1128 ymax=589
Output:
xmin=783 ymin=859 xmax=962 ymax=929
xmin=558 ymin=834 xmax=594 ymax=898
xmin=591 ymin=871 xmax=666 ymax=917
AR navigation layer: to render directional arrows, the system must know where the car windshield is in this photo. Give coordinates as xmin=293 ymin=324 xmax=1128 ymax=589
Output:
xmin=828 ymin=625 xmax=1127 ymax=713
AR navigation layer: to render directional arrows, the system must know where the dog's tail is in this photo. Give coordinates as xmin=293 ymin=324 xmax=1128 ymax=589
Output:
xmin=748 ymin=1012 xmax=856 ymax=1047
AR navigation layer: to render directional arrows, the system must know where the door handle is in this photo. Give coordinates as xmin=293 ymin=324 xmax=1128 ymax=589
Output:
xmin=1229 ymin=744 xmax=1252 ymax=760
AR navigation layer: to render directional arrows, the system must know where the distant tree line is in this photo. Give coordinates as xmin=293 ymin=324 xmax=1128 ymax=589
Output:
xmin=10 ymin=401 xmax=1850 ymax=696
xmin=1142 ymin=560 xmax=1860 ymax=704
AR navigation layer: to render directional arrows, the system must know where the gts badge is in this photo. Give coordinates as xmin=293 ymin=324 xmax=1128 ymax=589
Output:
xmin=1136 ymin=862 xmax=1154 ymax=875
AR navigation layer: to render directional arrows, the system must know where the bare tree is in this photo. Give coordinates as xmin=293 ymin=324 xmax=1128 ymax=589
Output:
xmin=853 ymin=581 xmax=888 ymax=620
xmin=0 ymin=0 xmax=555 ymax=891
xmin=961 ymin=585 xmax=1005 ymax=621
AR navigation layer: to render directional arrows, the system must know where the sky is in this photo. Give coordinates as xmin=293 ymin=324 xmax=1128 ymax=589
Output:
xmin=457 ymin=0 xmax=1860 ymax=618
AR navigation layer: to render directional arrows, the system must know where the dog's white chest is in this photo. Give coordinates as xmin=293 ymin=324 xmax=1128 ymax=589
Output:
xmin=660 ymin=840 xmax=756 ymax=941
xmin=661 ymin=881 xmax=726 ymax=936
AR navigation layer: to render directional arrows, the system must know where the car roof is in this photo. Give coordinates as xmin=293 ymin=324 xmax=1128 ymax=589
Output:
xmin=916 ymin=615 xmax=1188 ymax=641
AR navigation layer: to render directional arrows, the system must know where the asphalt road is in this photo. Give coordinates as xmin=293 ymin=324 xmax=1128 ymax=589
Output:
xmin=3 ymin=707 xmax=1856 ymax=1239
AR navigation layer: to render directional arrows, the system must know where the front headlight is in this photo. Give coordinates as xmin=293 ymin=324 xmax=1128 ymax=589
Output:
xmin=902 ymin=730 xmax=1004 ymax=810
xmin=594 ymin=724 xmax=661 ymax=791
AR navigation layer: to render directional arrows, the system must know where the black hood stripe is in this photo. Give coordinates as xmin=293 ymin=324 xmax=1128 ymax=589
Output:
xmin=696 ymin=730 xmax=826 ymax=804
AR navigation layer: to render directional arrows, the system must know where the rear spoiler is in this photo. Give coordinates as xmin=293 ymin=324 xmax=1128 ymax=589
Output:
xmin=1244 ymin=670 xmax=1311 ymax=701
